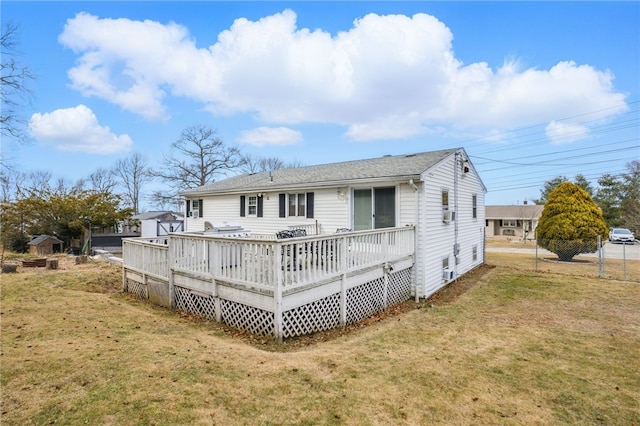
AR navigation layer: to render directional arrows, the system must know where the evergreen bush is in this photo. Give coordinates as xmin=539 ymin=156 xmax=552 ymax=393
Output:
xmin=537 ymin=182 xmax=608 ymax=261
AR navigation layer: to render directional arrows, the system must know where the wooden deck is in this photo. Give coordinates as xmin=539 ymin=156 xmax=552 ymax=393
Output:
xmin=122 ymin=227 xmax=415 ymax=341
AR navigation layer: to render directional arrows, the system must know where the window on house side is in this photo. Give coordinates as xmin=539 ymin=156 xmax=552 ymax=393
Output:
xmin=248 ymin=196 xmax=257 ymax=216
xmin=472 ymin=245 xmax=478 ymax=261
xmin=288 ymin=193 xmax=306 ymax=217
xmin=442 ymin=190 xmax=449 ymax=210
xmin=472 ymin=195 xmax=477 ymax=219
xmin=503 ymin=219 xmax=517 ymax=227
xmin=442 ymin=257 xmax=449 ymax=269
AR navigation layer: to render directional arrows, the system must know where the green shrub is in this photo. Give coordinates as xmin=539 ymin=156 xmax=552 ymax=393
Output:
xmin=537 ymin=182 xmax=608 ymax=261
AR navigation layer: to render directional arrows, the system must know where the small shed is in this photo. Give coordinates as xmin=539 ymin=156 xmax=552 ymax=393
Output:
xmin=133 ymin=211 xmax=184 ymax=238
xmin=28 ymin=235 xmax=64 ymax=255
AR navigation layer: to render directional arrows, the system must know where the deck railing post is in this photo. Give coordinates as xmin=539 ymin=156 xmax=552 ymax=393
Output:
xmin=273 ymin=242 xmax=284 ymax=343
xmin=339 ymin=235 xmax=348 ymax=327
xmin=210 ymin=240 xmax=222 ymax=322
xmin=383 ymin=232 xmax=390 ymax=310
xmin=168 ymin=235 xmax=175 ymax=309
xmin=121 ymin=240 xmax=127 ymax=291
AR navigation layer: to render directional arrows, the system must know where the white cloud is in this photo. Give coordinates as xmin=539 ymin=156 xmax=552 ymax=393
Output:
xmin=346 ymin=115 xmax=428 ymax=141
xmin=29 ymin=105 xmax=133 ymax=154
xmin=239 ymin=126 xmax=302 ymax=147
xmin=545 ymin=121 xmax=590 ymax=144
xmin=59 ymin=10 xmax=628 ymax=142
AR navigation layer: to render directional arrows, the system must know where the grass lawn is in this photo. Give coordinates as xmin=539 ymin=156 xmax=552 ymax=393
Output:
xmin=1 ymin=254 xmax=639 ymax=425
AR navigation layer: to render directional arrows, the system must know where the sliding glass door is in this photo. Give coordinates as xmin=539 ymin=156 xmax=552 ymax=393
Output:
xmin=353 ymin=187 xmax=396 ymax=231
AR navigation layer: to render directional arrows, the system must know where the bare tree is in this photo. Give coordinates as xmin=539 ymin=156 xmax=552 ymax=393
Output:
xmin=1 ymin=22 xmax=35 ymax=142
xmin=240 ymin=153 xmax=303 ymax=174
xmin=151 ymin=125 xmax=244 ymax=191
xmin=88 ymin=167 xmax=117 ymax=194
xmin=148 ymin=190 xmax=182 ymax=212
xmin=16 ymin=170 xmax=52 ymax=198
xmin=113 ymin=152 xmax=151 ymax=214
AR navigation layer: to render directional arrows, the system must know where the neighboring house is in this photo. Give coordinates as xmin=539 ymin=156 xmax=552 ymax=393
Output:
xmin=181 ymin=148 xmax=486 ymax=298
xmin=133 ymin=211 xmax=184 ymax=238
xmin=485 ymin=204 xmax=544 ymax=240
xmin=28 ymin=235 xmax=64 ymax=255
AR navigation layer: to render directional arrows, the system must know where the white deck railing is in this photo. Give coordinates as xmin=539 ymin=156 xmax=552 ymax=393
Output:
xmin=122 ymin=227 xmax=415 ymax=341
xmin=123 ymin=227 xmax=415 ymax=291
xmin=122 ymin=238 xmax=169 ymax=280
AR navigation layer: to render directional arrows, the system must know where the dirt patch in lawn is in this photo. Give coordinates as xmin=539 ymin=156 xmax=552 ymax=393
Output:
xmin=218 ymin=263 xmax=496 ymax=352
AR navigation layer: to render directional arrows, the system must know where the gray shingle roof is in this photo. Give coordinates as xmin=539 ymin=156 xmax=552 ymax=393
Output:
xmin=181 ymin=148 xmax=459 ymax=196
xmin=133 ymin=211 xmax=182 ymax=221
xmin=28 ymin=235 xmax=63 ymax=245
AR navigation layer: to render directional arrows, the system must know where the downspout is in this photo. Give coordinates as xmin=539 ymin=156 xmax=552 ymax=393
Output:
xmin=409 ymin=179 xmax=420 ymax=302
xmin=454 ymin=152 xmax=460 ymax=279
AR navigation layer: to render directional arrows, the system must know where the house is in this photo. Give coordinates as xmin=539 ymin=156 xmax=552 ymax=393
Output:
xmin=181 ymin=148 xmax=486 ymax=293
xmin=133 ymin=211 xmax=184 ymax=238
xmin=28 ymin=235 xmax=64 ymax=255
xmin=122 ymin=148 xmax=486 ymax=340
xmin=486 ymin=204 xmax=544 ymax=240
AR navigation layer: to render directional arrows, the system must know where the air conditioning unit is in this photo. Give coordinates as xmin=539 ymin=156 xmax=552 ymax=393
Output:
xmin=443 ymin=210 xmax=454 ymax=223
xmin=442 ymin=269 xmax=454 ymax=281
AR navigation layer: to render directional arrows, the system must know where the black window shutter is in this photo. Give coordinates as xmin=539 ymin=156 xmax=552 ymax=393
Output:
xmin=199 ymin=199 xmax=203 ymax=217
xmin=306 ymin=192 xmax=314 ymax=218
xmin=257 ymin=196 xmax=263 ymax=218
xmin=240 ymin=196 xmax=246 ymax=217
xmin=279 ymin=194 xmax=286 ymax=218
xmin=186 ymin=200 xmax=191 ymax=217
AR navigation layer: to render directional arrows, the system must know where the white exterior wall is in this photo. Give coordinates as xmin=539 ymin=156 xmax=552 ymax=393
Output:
xmin=185 ymin=184 xmax=420 ymax=235
xmin=398 ymin=183 xmax=419 ymax=227
xmin=185 ymin=188 xmax=351 ymax=235
xmin=140 ymin=220 xmax=157 ymax=238
xmin=416 ymin=151 xmax=486 ymax=298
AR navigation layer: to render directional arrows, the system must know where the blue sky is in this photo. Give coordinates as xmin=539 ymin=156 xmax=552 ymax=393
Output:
xmin=2 ymin=1 xmax=639 ymax=208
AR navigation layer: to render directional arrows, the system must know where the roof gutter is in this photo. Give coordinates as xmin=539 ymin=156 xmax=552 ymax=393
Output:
xmin=181 ymin=175 xmax=422 ymax=197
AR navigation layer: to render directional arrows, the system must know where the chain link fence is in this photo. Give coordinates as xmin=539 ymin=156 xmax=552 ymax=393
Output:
xmin=534 ymin=237 xmax=639 ymax=282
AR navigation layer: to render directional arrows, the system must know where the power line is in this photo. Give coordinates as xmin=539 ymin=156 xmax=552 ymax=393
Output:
xmin=475 ymin=144 xmax=638 ymax=171
xmin=464 ymin=100 xmax=640 ymax=151
xmin=471 ymin=137 xmax=638 ymax=166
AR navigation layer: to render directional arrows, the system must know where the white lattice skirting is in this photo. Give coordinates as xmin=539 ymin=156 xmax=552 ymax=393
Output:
xmin=126 ymin=267 xmax=412 ymax=340
xmin=124 ymin=279 xmax=148 ymax=299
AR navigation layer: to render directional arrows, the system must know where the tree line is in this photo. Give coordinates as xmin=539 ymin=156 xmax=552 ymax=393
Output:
xmin=0 ymin=124 xmax=301 ymax=253
xmin=534 ymin=161 xmax=640 ymax=233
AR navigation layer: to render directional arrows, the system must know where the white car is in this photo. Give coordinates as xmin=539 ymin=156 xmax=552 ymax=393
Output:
xmin=608 ymin=228 xmax=635 ymax=243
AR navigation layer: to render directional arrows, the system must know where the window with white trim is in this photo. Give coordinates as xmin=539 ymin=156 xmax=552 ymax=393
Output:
xmin=288 ymin=193 xmax=306 ymax=217
xmin=503 ymin=219 xmax=517 ymax=227
xmin=248 ymin=196 xmax=257 ymax=216
xmin=472 ymin=245 xmax=478 ymax=261
xmin=188 ymin=199 xmax=203 ymax=218
xmin=472 ymin=195 xmax=477 ymax=219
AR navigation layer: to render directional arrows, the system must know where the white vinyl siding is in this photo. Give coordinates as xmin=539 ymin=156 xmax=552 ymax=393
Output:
xmin=417 ymin=151 xmax=486 ymax=299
